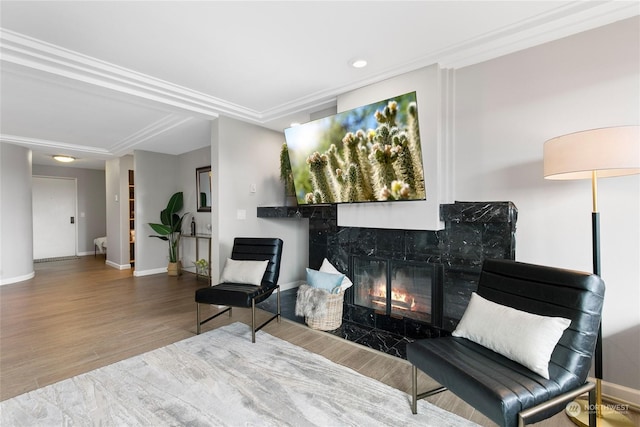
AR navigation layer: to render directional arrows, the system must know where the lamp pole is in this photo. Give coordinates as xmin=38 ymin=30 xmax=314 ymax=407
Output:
xmin=591 ymin=171 xmax=603 ymax=419
xmin=543 ymin=126 xmax=639 ymax=427
xmin=570 ymin=170 xmax=631 ymax=427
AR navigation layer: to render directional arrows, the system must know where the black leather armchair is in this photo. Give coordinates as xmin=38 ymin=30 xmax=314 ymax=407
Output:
xmin=407 ymin=259 xmax=605 ymax=427
xmin=195 ymin=237 xmax=283 ymax=342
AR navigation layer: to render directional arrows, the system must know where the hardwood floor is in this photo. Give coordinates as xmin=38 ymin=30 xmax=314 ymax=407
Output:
xmin=1 ymin=257 xmax=636 ymax=427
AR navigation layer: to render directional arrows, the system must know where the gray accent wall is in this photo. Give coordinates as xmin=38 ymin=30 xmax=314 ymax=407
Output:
xmin=177 ymin=145 xmax=212 ymax=272
xmin=32 ymin=164 xmax=106 ymax=256
xmin=133 ymin=150 xmax=179 ymax=274
xmin=0 ymin=142 xmax=34 ymax=284
xmin=215 ymin=116 xmax=308 ymax=289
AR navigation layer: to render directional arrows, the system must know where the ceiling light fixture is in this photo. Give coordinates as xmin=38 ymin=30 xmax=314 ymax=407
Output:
xmin=351 ymin=59 xmax=368 ymax=69
xmin=53 ymin=155 xmax=76 ymax=163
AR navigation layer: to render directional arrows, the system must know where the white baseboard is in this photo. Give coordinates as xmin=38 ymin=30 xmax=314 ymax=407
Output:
xmin=105 ymin=260 xmax=131 ymax=270
xmin=279 ymin=280 xmax=302 ymax=292
xmin=600 ymin=379 xmax=640 ymax=406
xmin=133 ymin=267 xmax=167 ymax=277
xmin=0 ymin=271 xmax=35 ymax=285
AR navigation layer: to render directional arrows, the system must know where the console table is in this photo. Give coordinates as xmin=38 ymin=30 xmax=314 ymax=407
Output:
xmin=179 ymin=233 xmax=212 ymax=282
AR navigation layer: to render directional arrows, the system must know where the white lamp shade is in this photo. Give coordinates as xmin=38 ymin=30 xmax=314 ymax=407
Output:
xmin=543 ymin=126 xmax=640 ymax=180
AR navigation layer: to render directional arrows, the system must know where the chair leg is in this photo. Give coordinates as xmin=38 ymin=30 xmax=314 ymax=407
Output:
xmin=410 ymin=364 xmax=447 ymax=415
xmin=251 ymin=299 xmax=256 ymax=343
xmin=411 ymin=365 xmax=418 ymax=414
xmin=277 ymin=286 xmax=281 ymax=323
xmin=196 ymin=303 xmax=201 ymax=335
xmin=588 ymin=385 xmax=596 ymax=427
xmin=197 ymin=305 xmax=232 ymax=334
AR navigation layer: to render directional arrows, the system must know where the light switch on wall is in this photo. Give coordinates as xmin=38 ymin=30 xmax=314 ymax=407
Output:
xmin=237 ymin=209 xmax=246 ymax=220
xmin=249 ymin=183 xmax=256 ymax=193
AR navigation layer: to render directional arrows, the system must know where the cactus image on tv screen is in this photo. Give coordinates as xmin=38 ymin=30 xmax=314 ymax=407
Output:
xmin=284 ymin=91 xmax=425 ymax=205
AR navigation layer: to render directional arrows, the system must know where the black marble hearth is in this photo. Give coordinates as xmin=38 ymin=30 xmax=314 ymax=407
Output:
xmin=257 ymin=201 xmax=517 ymax=342
xmin=257 ymin=288 xmax=440 ymax=359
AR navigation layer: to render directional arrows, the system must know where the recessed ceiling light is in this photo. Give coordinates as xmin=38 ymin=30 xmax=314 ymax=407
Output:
xmin=351 ymin=59 xmax=368 ymax=69
xmin=53 ymin=155 xmax=75 ymax=163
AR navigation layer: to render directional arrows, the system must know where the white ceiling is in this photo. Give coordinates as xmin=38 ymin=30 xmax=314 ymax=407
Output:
xmin=1 ymin=1 xmax=638 ymax=170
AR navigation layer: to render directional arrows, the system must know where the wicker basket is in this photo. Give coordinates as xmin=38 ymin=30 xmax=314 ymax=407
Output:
xmin=305 ymin=291 xmax=345 ymax=331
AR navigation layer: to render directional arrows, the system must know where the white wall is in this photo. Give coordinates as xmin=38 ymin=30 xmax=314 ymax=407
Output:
xmin=105 ymin=155 xmax=134 ymax=269
xmin=454 ymin=17 xmax=639 ymax=390
xmin=0 ymin=143 xmax=34 ymax=285
xmin=215 ymin=116 xmax=308 ymax=289
xmin=105 ymin=158 xmax=122 ymax=267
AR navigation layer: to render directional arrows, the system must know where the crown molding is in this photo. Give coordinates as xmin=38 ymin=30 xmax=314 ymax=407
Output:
xmin=436 ymin=1 xmax=639 ymax=69
xmin=0 ymin=29 xmax=234 ymax=119
xmin=1 ymin=113 xmax=194 ymax=158
xmin=238 ymin=1 xmax=640 ymax=122
xmin=109 ymin=115 xmax=195 ymax=156
xmin=1 ymin=134 xmax=114 ymax=158
xmin=1 ymin=2 xmax=637 ymax=129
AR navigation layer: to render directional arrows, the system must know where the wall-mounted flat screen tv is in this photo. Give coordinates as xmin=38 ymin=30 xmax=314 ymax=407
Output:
xmin=284 ymin=91 xmax=425 ymax=205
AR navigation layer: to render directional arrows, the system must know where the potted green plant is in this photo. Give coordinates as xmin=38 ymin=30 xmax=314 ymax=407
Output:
xmin=280 ymin=142 xmax=297 ymax=206
xmin=148 ymin=192 xmax=188 ymax=276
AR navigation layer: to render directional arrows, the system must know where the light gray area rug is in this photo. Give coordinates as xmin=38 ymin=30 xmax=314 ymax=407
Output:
xmin=1 ymin=322 xmax=478 ymax=426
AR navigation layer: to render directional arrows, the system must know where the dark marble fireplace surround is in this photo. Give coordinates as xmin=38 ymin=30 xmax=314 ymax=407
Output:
xmin=257 ymin=201 xmax=517 ymax=355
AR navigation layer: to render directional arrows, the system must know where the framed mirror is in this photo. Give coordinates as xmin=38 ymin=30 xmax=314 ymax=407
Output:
xmin=196 ymin=166 xmax=212 ymax=212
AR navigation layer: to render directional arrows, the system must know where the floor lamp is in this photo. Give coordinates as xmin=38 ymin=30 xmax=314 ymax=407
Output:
xmin=544 ymin=125 xmax=639 ymax=427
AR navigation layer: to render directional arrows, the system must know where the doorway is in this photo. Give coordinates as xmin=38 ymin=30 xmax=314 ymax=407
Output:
xmin=32 ymin=176 xmax=77 ymax=260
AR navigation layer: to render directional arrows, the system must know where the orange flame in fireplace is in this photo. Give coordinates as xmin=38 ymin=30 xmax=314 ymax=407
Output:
xmin=370 ymin=282 xmax=415 ymax=311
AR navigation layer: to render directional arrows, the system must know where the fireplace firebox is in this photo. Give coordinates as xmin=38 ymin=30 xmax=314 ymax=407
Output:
xmin=351 ymin=256 xmax=443 ymax=327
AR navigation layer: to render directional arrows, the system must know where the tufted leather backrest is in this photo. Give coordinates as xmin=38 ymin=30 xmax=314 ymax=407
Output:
xmin=477 ymin=259 xmax=605 ymax=386
xmin=231 ymin=237 xmax=283 ymax=289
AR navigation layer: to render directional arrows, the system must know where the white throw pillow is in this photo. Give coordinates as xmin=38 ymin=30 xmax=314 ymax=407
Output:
xmin=452 ymin=292 xmax=571 ymax=379
xmin=320 ymin=258 xmax=353 ymax=292
xmin=219 ymin=258 xmax=268 ymax=286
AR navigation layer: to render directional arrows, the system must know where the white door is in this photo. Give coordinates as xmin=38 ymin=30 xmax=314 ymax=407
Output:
xmin=32 ymin=176 xmax=77 ymax=259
